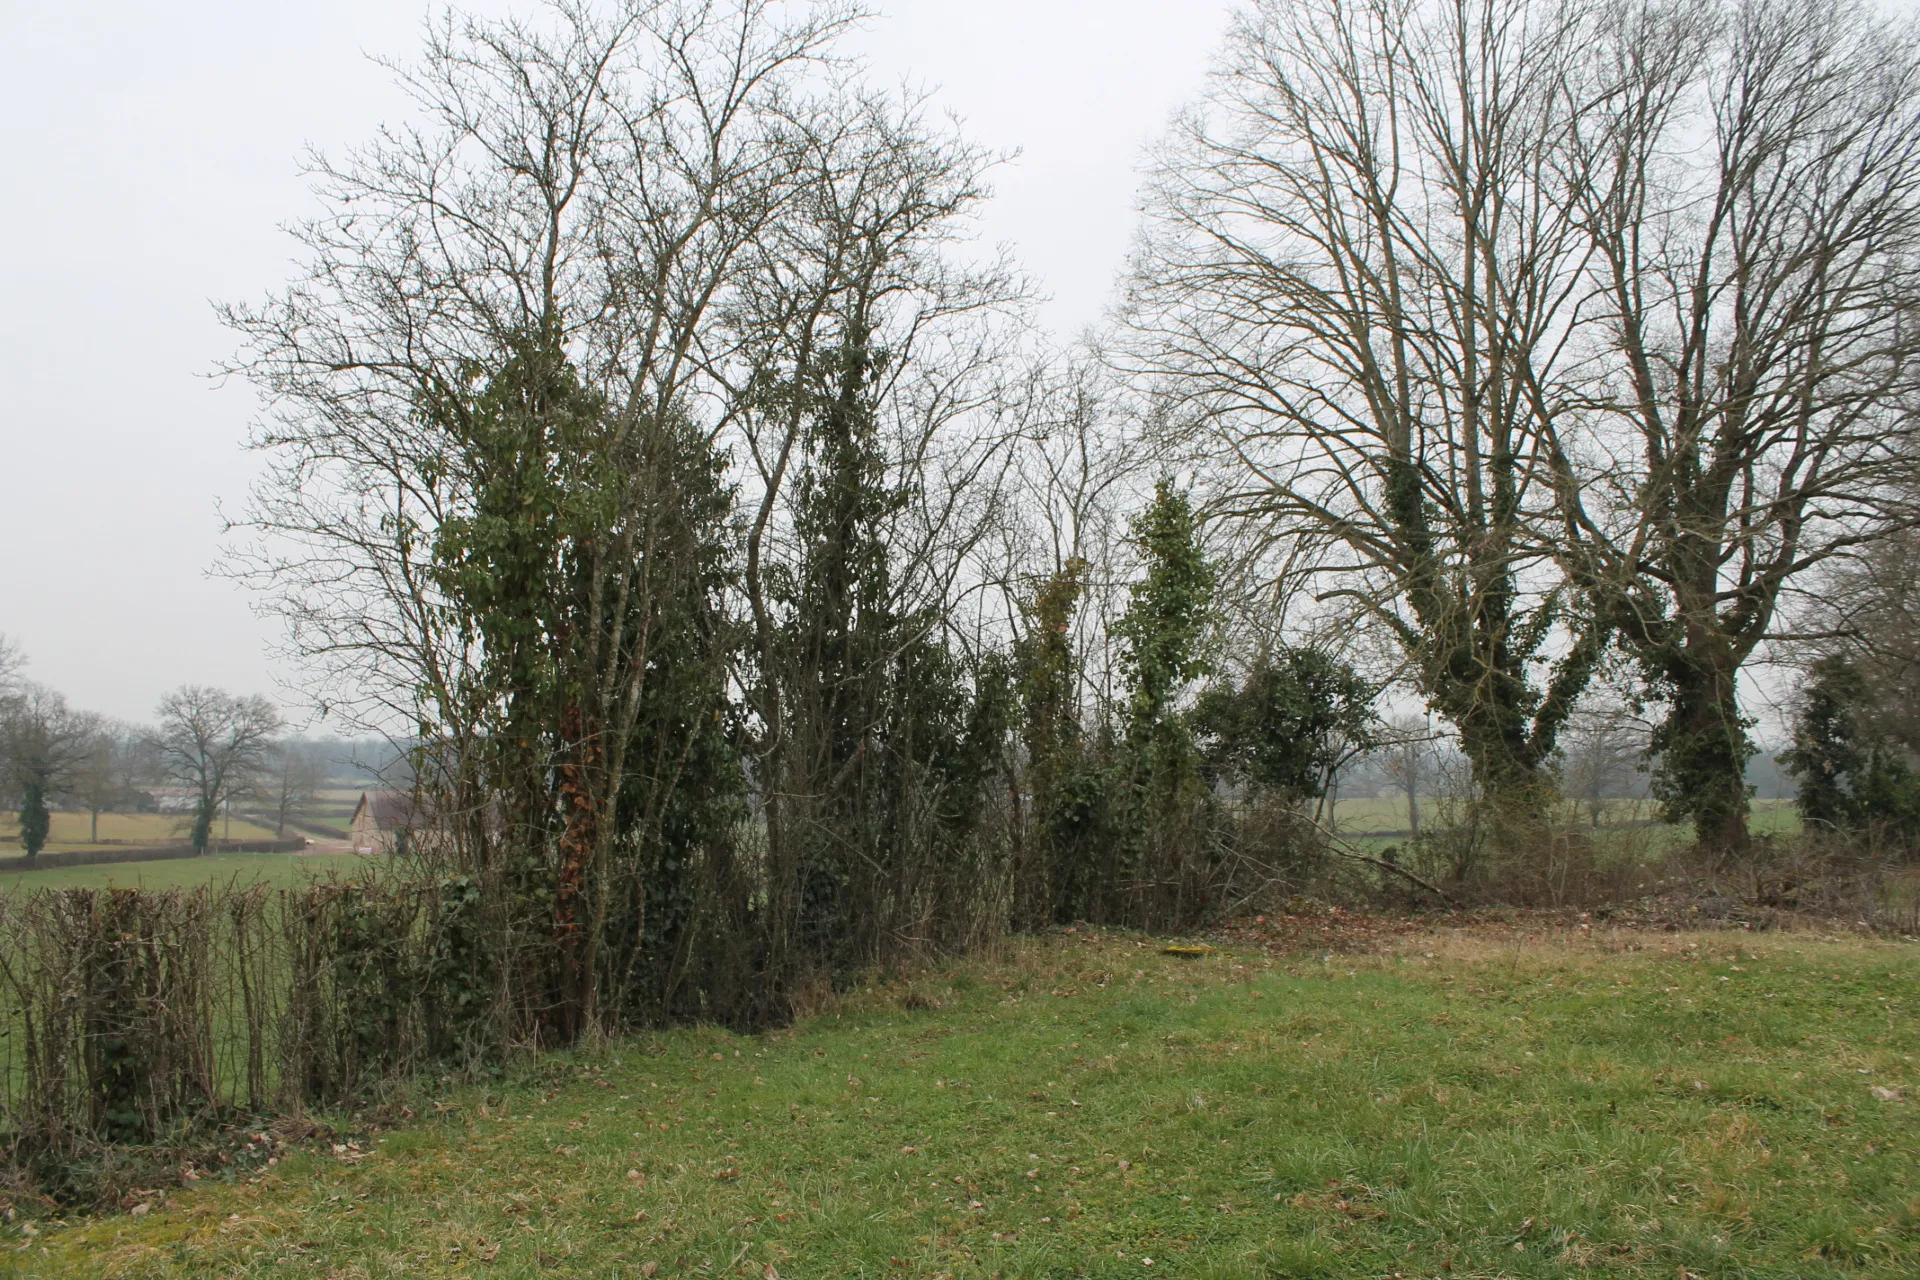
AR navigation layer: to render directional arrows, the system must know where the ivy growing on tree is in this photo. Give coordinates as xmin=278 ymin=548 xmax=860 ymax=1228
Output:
xmin=1192 ymin=648 xmax=1376 ymax=803
xmin=1781 ymin=657 xmax=1920 ymax=843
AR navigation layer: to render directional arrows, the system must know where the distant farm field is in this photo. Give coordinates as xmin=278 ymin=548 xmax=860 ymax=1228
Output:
xmin=0 ymin=851 xmax=373 ymax=895
xmin=0 ymin=810 xmax=280 ymax=853
xmin=1325 ymin=795 xmax=1801 ymax=838
xmin=262 ymin=788 xmax=366 ymax=840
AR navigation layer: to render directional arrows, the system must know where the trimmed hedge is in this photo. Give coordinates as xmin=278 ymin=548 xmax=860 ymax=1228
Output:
xmin=0 ymin=877 xmax=470 ymax=1203
xmin=0 ymin=840 xmax=310 ymax=873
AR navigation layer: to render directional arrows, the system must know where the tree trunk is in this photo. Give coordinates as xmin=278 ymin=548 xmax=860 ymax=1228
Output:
xmin=551 ymin=698 xmax=600 ymax=1043
xmin=20 ymin=782 xmax=49 ymax=858
xmin=1653 ymin=640 xmax=1752 ymax=857
xmin=1449 ymin=691 xmax=1556 ymax=856
xmin=1403 ymin=740 xmax=1419 ymax=839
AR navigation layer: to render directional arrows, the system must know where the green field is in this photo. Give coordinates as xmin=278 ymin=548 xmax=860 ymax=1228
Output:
xmin=0 ymin=851 xmax=372 ymax=895
xmin=0 ymin=811 xmax=281 ymax=853
xmin=285 ymin=787 xmax=369 ymax=839
xmin=1324 ymin=795 xmax=1800 ymax=836
xmin=23 ymin=923 xmax=1916 ymax=1278
xmin=0 ymin=798 xmax=1799 ymax=855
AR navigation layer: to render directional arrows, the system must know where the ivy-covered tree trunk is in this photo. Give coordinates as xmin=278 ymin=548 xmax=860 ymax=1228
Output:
xmin=427 ymin=326 xmax=744 ymax=1042
xmin=190 ymin=797 xmax=216 ymax=855
xmin=1780 ymin=656 xmax=1920 ymax=843
xmin=1114 ymin=480 xmax=1217 ymax=927
xmin=1596 ymin=517 xmax=1764 ymax=856
xmin=428 ymin=330 xmax=575 ymax=1039
xmin=1015 ymin=560 xmax=1089 ymax=927
xmin=1648 ymin=635 xmax=1753 ymax=856
xmin=18 ymin=778 xmax=50 ymax=858
xmin=780 ymin=323 xmax=903 ymax=974
xmin=551 ymin=699 xmax=600 ymax=1040
xmin=1388 ymin=442 xmax=1599 ymax=854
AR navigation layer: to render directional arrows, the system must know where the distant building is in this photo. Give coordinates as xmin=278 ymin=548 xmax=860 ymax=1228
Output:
xmin=348 ymin=790 xmax=426 ymax=856
xmin=139 ymin=786 xmax=201 ymax=814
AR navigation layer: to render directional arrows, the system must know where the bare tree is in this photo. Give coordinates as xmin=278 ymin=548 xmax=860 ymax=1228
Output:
xmin=2 ymin=683 xmax=92 ymax=858
xmin=116 ymin=727 xmax=161 ymax=810
xmin=0 ymin=634 xmax=22 ymax=698
xmin=258 ymin=740 xmax=325 ymax=840
xmin=72 ymin=719 xmax=139 ymax=844
xmin=0 ymin=636 xmax=23 ymax=828
xmin=1377 ymin=715 xmax=1441 ymax=838
xmin=999 ymin=352 xmax=1157 ymax=718
xmin=1539 ymin=0 xmax=1920 ymax=852
xmin=1128 ymin=0 xmax=1605 ymax=845
xmin=153 ymin=687 xmax=282 ymax=853
xmin=1556 ymin=702 xmax=1649 ymax=829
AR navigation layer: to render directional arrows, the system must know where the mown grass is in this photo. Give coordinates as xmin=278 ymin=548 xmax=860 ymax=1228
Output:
xmin=13 ymin=926 xmax=1916 ymax=1279
xmin=0 ymin=812 xmax=281 ymax=853
xmin=0 ymin=851 xmax=372 ymax=895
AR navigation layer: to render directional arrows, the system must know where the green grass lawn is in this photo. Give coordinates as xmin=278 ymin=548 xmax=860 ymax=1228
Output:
xmin=0 ymin=851 xmax=372 ymax=895
xmin=0 ymin=811 xmax=281 ymax=853
xmin=19 ymin=923 xmax=1916 ymax=1279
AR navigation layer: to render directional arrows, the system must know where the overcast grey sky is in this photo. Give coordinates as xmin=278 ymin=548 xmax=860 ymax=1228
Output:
xmin=0 ymin=0 xmax=1230 ymax=724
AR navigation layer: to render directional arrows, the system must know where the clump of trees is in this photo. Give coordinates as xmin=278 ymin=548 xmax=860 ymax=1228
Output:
xmin=221 ymin=0 xmax=1372 ymax=1044
xmin=1782 ymin=657 xmax=1920 ymax=842
xmin=1 ymin=680 xmax=92 ymax=858
xmin=1128 ymin=0 xmax=1920 ymax=864
xmin=0 ymin=633 xmax=313 ymax=856
xmin=196 ymin=0 xmax=1920 ymax=1046
xmin=208 ymin=0 xmax=1920 ymax=1048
